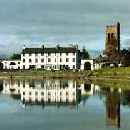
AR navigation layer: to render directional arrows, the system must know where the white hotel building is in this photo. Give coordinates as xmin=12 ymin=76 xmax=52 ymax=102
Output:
xmin=21 ymin=45 xmax=81 ymax=70
xmin=1 ymin=45 xmax=100 ymax=71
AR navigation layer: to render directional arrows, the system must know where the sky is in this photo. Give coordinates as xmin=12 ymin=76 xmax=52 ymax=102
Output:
xmin=0 ymin=0 xmax=130 ymax=55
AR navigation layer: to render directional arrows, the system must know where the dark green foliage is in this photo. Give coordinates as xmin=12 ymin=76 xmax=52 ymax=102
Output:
xmin=81 ymin=47 xmax=90 ymax=59
xmin=120 ymin=49 xmax=130 ymax=67
xmin=10 ymin=53 xmax=21 ymax=60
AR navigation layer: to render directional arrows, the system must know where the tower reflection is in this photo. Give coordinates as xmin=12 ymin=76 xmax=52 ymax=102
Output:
xmin=106 ymin=89 xmax=120 ymax=128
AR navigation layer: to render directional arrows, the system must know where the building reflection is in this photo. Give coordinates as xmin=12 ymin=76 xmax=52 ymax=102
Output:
xmin=2 ymin=79 xmax=81 ymax=106
xmin=80 ymin=83 xmax=100 ymax=96
xmin=1 ymin=79 xmax=130 ymax=129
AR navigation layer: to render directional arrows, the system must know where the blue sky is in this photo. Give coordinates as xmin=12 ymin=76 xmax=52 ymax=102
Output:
xmin=0 ymin=0 xmax=130 ymax=54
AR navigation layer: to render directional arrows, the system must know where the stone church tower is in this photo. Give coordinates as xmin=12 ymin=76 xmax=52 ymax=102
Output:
xmin=105 ymin=22 xmax=120 ymax=57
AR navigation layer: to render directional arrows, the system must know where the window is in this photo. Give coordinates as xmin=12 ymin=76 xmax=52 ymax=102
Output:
xmin=23 ymin=54 xmax=25 ymax=56
xmin=73 ymin=65 xmax=75 ymax=69
xmin=29 ymin=65 xmax=35 ymax=69
xmin=41 ymin=53 xmax=44 ymax=56
xmin=72 ymin=58 xmax=75 ymax=62
xmin=23 ymin=65 xmax=25 ymax=69
xmin=29 ymin=59 xmax=32 ymax=63
xmin=41 ymin=65 xmax=44 ymax=69
xmin=23 ymin=81 xmax=25 ymax=88
xmin=41 ymin=92 xmax=44 ymax=96
xmin=48 ymin=53 xmax=51 ymax=56
xmin=18 ymin=62 xmax=20 ymax=64
xmin=18 ymin=81 xmax=20 ymax=87
xmin=48 ymin=58 xmax=51 ymax=62
xmin=23 ymin=92 xmax=25 ymax=95
xmin=23 ymin=59 xmax=25 ymax=63
xmin=60 ymin=53 xmax=62 ymax=56
xmin=66 ymin=52 xmax=68 ymax=56
xmin=10 ymin=62 xmax=16 ymax=65
xmin=41 ymin=59 xmax=44 ymax=62
xmin=73 ymin=52 xmax=75 ymax=56
xmin=66 ymin=58 xmax=69 ymax=62
xmin=66 ymin=92 xmax=68 ymax=96
xmin=29 ymin=54 xmax=32 ymax=56
xmin=60 ymin=58 xmax=62 ymax=62
xmin=35 ymin=91 xmax=38 ymax=96
xmin=29 ymin=92 xmax=31 ymax=95
xmin=35 ymin=58 xmax=38 ymax=63
xmin=55 ymin=58 xmax=56 ymax=62
xmin=35 ymin=54 xmax=38 ymax=56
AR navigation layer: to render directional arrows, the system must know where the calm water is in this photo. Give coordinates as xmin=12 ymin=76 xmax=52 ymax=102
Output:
xmin=0 ymin=79 xmax=130 ymax=130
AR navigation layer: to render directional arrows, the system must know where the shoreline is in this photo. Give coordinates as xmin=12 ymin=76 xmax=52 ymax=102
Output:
xmin=0 ymin=67 xmax=130 ymax=80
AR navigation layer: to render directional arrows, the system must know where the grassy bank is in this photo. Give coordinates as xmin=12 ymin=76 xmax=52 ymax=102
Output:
xmin=0 ymin=70 xmax=92 ymax=79
xmin=0 ymin=67 xmax=130 ymax=80
xmin=91 ymin=78 xmax=130 ymax=90
xmin=91 ymin=67 xmax=130 ymax=80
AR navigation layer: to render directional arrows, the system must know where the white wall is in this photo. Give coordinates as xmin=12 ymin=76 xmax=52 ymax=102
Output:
xmin=80 ymin=59 xmax=94 ymax=70
xmin=21 ymin=52 xmax=78 ymax=70
xmin=2 ymin=60 xmax=21 ymax=70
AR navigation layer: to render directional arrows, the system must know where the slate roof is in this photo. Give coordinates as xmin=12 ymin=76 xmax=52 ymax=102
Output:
xmin=22 ymin=47 xmax=79 ymax=54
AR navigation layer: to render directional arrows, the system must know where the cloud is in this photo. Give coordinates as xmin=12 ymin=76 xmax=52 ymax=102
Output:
xmin=0 ymin=0 xmax=130 ymax=54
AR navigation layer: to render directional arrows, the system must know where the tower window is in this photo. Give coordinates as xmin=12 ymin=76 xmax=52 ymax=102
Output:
xmin=111 ymin=33 xmax=114 ymax=38
xmin=108 ymin=33 xmax=110 ymax=40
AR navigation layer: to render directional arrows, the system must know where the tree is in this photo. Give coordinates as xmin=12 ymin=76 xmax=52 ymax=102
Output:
xmin=81 ymin=47 xmax=90 ymax=59
xmin=120 ymin=49 xmax=130 ymax=67
xmin=10 ymin=53 xmax=21 ymax=60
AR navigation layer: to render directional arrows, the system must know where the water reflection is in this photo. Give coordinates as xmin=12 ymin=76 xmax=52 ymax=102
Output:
xmin=1 ymin=79 xmax=130 ymax=129
xmin=106 ymin=89 xmax=120 ymax=128
xmin=80 ymin=83 xmax=121 ymax=128
xmin=2 ymin=79 xmax=81 ymax=106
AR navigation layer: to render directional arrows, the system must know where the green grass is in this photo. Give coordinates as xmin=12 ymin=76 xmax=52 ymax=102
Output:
xmin=92 ymin=78 xmax=130 ymax=90
xmin=91 ymin=67 xmax=130 ymax=79
xmin=0 ymin=67 xmax=130 ymax=80
xmin=0 ymin=70 xmax=92 ymax=79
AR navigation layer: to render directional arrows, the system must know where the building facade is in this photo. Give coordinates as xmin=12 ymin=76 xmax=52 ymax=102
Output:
xmin=2 ymin=60 xmax=21 ymax=70
xmin=21 ymin=45 xmax=81 ymax=70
